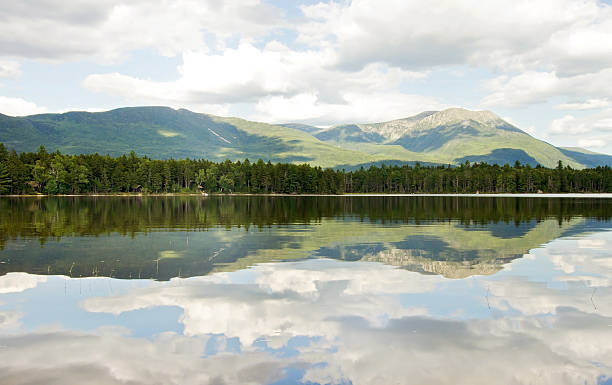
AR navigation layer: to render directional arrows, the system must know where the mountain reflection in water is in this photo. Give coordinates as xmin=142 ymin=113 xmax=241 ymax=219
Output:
xmin=1 ymin=196 xmax=611 ymax=280
xmin=0 ymin=196 xmax=611 ymax=385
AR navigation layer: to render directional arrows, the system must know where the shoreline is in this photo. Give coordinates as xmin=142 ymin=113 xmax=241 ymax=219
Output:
xmin=4 ymin=193 xmax=612 ymax=198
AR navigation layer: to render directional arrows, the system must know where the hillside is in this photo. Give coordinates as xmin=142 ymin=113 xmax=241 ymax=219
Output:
xmin=1 ymin=106 xmax=611 ymax=168
xmin=304 ymin=108 xmax=598 ymax=168
xmin=0 ymin=107 xmax=381 ymax=168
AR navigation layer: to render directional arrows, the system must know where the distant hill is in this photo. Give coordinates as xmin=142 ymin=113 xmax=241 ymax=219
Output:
xmin=0 ymin=107 xmax=378 ymax=167
xmin=1 ymin=106 xmax=611 ymax=168
xmin=300 ymin=108 xmax=599 ymax=168
xmin=558 ymin=147 xmax=612 ymax=168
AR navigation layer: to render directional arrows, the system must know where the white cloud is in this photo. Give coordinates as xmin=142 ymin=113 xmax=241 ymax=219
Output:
xmin=577 ymin=239 xmax=608 ymax=249
xmin=0 ymin=330 xmax=293 ymax=385
xmin=84 ymin=42 xmax=434 ymax=124
xmin=0 ymin=60 xmax=20 ymax=78
xmin=300 ymin=309 xmax=612 ymax=385
xmin=0 ymin=273 xmax=47 ymax=293
xmin=82 ymin=260 xmax=434 ymax=345
xmin=252 ymin=91 xmax=445 ymax=125
xmin=594 ymin=118 xmax=612 ymax=130
xmin=578 ymin=138 xmax=607 ymax=148
xmin=298 ymin=0 xmax=612 ymax=73
xmin=3 ymin=309 xmax=612 ymax=385
xmin=556 ymin=98 xmax=611 ymax=110
xmin=0 ymin=0 xmax=286 ymax=62
xmin=546 ymin=109 xmax=612 ymax=152
xmin=483 ymin=69 xmax=612 ymax=108
xmin=549 ymin=115 xmax=590 ymax=135
xmin=77 ymin=253 xmax=612 ymax=385
xmin=0 ymin=310 xmax=22 ymax=330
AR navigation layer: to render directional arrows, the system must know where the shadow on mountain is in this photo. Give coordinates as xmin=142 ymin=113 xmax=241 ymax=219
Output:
xmin=334 ymin=160 xmax=443 ymax=171
xmin=559 ymin=148 xmax=612 ymax=168
xmin=392 ymin=123 xmax=480 ymax=152
xmin=454 ymin=148 xmax=538 ymax=166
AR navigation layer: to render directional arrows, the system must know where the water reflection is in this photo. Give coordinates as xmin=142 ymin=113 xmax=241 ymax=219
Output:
xmin=0 ymin=197 xmax=611 ymax=384
xmin=1 ymin=196 xmax=611 ymax=280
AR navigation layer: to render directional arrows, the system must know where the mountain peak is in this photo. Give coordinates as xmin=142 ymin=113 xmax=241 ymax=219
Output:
xmin=357 ymin=108 xmax=514 ymax=141
xmin=426 ymin=108 xmax=501 ymax=125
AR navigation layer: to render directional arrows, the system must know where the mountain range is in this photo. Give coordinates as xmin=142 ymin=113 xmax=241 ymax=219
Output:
xmin=1 ymin=106 xmax=611 ymax=169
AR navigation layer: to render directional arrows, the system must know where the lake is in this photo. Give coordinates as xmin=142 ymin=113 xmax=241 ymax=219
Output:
xmin=1 ymin=196 xmax=612 ymax=384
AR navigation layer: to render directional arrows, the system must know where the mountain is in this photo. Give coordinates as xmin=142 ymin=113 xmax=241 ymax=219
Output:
xmin=301 ymin=108 xmax=596 ymax=168
xmin=1 ymin=106 xmax=611 ymax=168
xmin=0 ymin=107 xmax=376 ymax=167
xmin=558 ymin=147 xmax=612 ymax=168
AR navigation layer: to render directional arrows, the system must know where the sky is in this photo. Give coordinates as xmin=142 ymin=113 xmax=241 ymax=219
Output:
xmin=1 ymin=0 xmax=612 ymax=154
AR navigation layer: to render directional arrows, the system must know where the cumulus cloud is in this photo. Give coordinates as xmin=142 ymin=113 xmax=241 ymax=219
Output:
xmin=0 ymin=273 xmax=47 ymax=293
xmin=301 ymin=309 xmax=612 ymax=385
xmin=594 ymin=118 xmax=612 ymax=130
xmin=556 ymin=98 xmax=611 ymax=111
xmin=84 ymin=42 xmax=435 ymax=124
xmin=0 ymin=330 xmax=294 ymax=385
xmin=293 ymin=0 xmax=610 ymax=110
xmin=71 ymin=0 xmax=612 ymax=127
xmin=489 ymin=235 xmax=612 ymax=317
xmin=18 ymin=252 xmax=612 ymax=384
xmin=298 ymin=0 xmax=612 ymax=73
xmin=578 ymin=138 xmax=607 ymax=148
xmin=82 ymin=260 xmax=434 ymax=345
xmin=252 ymin=91 xmax=445 ymax=125
xmin=0 ymin=310 xmax=22 ymax=330
xmin=0 ymin=96 xmax=47 ymax=116
xmin=549 ymin=115 xmax=590 ymax=135
xmin=483 ymin=69 xmax=612 ymax=108
xmin=546 ymin=109 xmax=612 ymax=152
xmin=2 ymin=309 xmax=611 ymax=385
xmin=0 ymin=60 xmax=20 ymax=78
xmin=0 ymin=0 xmax=286 ymax=62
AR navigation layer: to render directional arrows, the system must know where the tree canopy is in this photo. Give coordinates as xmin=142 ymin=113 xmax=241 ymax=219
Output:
xmin=1 ymin=143 xmax=612 ymax=195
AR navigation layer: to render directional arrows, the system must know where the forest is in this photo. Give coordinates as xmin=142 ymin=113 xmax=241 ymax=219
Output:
xmin=1 ymin=143 xmax=612 ymax=194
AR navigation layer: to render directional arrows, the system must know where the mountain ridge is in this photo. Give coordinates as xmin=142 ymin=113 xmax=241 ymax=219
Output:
xmin=1 ymin=106 xmax=611 ymax=169
xmin=290 ymin=107 xmax=608 ymax=168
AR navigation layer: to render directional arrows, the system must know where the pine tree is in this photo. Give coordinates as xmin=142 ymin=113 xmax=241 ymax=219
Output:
xmin=0 ymin=163 xmax=11 ymax=194
xmin=0 ymin=143 xmax=8 ymax=162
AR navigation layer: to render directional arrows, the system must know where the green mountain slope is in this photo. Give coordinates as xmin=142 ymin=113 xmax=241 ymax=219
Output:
xmin=307 ymin=108 xmax=589 ymax=168
xmin=0 ymin=107 xmax=382 ymax=167
xmin=558 ymin=147 xmax=612 ymax=168
xmin=1 ymin=106 xmax=611 ymax=168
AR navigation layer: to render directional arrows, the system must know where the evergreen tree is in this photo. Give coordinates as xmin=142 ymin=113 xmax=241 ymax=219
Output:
xmin=0 ymin=143 xmax=8 ymax=162
xmin=0 ymin=163 xmax=11 ymax=194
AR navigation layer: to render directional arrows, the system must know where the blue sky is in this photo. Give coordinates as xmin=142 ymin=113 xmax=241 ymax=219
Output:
xmin=1 ymin=0 xmax=612 ymax=153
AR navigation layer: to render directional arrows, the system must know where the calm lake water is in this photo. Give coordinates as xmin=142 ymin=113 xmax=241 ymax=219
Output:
xmin=1 ymin=196 xmax=612 ymax=385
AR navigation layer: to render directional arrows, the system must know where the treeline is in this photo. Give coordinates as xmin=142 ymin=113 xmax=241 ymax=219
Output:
xmin=1 ymin=143 xmax=612 ymax=194
xmin=4 ymin=196 xmax=612 ymax=243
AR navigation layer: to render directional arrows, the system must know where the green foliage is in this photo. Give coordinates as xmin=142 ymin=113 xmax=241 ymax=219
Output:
xmin=0 ymin=163 xmax=11 ymax=194
xmin=1 ymin=142 xmax=612 ymax=195
xmin=0 ymin=143 xmax=8 ymax=162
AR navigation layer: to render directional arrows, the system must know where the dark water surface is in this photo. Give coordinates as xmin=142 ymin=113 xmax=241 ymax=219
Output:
xmin=1 ymin=196 xmax=612 ymax=384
